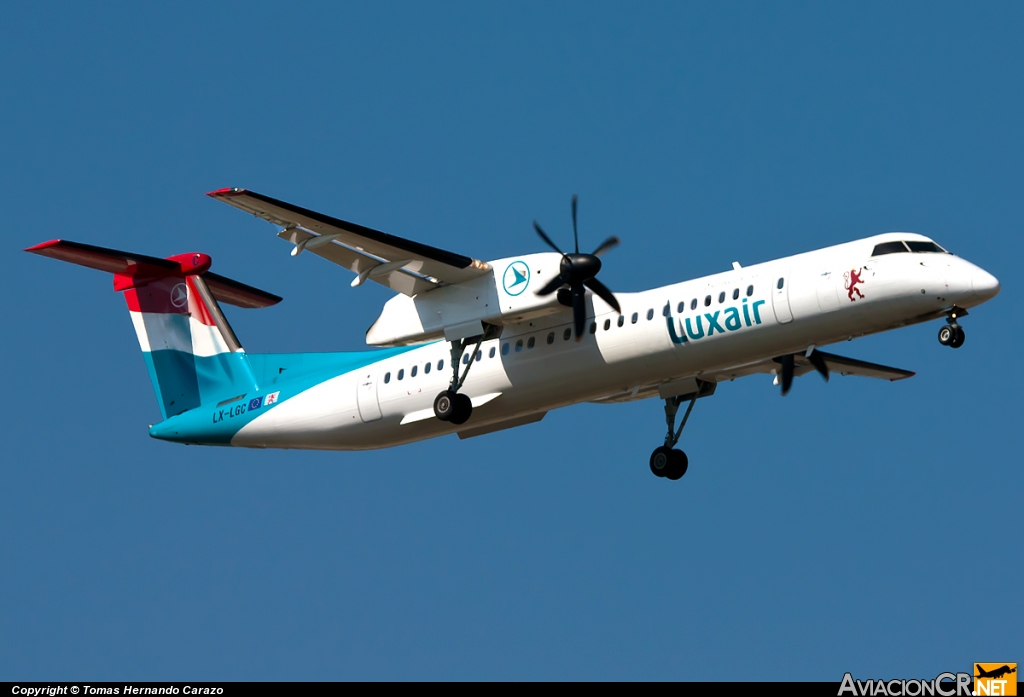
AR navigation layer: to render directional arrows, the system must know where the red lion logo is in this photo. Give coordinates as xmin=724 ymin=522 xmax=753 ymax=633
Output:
xmin=844 ymin=268 xmax=865 ymax=301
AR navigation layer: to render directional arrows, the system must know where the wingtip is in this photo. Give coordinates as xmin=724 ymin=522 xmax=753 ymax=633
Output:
xmin=206 ymin=187 xmax=245 ymax=198
xmin=24 ymin=239 xmax=62 ymax=253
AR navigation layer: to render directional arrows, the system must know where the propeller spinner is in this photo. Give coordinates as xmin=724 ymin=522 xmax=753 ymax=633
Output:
xmin=533 ymin=195 xmax=621 ymax=340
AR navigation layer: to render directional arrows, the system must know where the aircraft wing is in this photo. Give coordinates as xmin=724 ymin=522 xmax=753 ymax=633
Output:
xmin=207 ymin=188 xmax=491 ymax=296
xmin=707 ymin=350 xmax=915 ymax=383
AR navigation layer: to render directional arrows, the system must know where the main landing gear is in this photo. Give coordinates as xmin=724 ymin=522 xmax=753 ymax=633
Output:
xmin=650 ymin=380 xmax=713 ymax=481
xmin=937 ymin=308 xmax=967 ymax=349
xmin=434 ymin=328 xmax=497 ymax=425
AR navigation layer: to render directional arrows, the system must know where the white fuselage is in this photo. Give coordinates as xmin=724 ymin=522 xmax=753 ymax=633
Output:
xmin=233 ymin=232 xmax=999 ymax=450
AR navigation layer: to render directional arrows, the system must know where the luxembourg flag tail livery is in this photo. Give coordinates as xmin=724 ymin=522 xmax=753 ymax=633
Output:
xmin=25 ymin=239 xmax=279 ymax=419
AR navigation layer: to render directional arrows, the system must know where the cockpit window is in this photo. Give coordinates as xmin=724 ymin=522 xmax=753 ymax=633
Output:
xmin=906 ymin=240 xmax=947 ymax=254
xmin=871 ymin=241 xmax=909 ymax=256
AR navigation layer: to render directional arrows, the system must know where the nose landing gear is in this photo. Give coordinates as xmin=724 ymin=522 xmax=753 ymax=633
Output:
xmin=937 ymin=308 xmax=967 ymax=349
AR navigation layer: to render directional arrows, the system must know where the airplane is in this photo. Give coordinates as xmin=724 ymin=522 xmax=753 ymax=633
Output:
xmin=976 ymin=665 xmax=1017 ymax=680
xmin=25 ymin=188 xmax=1001 ymax=481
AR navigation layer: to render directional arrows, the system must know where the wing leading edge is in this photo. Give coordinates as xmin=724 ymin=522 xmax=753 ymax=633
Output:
xmin=207 ymin=188 xmax=491 ymax=296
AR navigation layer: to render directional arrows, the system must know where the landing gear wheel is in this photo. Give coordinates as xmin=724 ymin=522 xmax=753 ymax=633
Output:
xmin=449 ymin=393 xmax=473 ymax=425
xmin=650 ymin=446 xmax=672 ymax=478
xmin=950 ymin=326 xmax=965 ymax=349
xmin=665 ymin=450 xmax=689 ymax=480
xmin=434 ymin=391 xmax=473 ymax=424
xmin=433 ymin=391 xmax=457 ymax=422
xmin=937 ymin=325 xmax=954 ymax=346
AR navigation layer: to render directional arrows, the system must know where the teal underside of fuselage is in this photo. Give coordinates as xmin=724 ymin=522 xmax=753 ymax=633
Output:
xmin=146 ymin=344 xmax=420 ymax=445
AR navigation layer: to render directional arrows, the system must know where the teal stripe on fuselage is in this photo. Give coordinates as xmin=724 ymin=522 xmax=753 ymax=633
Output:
xmin=148 ymin=345 xmax=421 ymax=445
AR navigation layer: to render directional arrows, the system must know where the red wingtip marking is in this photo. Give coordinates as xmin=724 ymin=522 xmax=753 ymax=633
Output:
xmin=24 ymin=239 xmax=63 ymax=252
xmin=206 ymin=187 xmax=245 ymax=197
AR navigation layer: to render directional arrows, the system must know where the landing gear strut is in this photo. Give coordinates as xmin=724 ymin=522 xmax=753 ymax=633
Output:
xmin=650 ymin=380 xmax=713 ymax=481
xmin=433 ymin=327 xmax=498 ymax=425
xmin=937 ymin=308 xmax=966 ymax=349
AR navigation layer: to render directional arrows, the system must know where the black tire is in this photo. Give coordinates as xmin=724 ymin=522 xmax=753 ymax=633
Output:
xmin=649 ymin=446 xmax=672 ymax=478
xmin=449 ymin=393 xmax=473 ymax=425
xmin=950 ymin=326 xmax=965 ymax=349
xmin=938 ymin=325 xmax=954 ymax=346
xmin=665 ymin=450 xmax=689 ymax=480
xmin=433 ymin=391 xmax=456 ymax=421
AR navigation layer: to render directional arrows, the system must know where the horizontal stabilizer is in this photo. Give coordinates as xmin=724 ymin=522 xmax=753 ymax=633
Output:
xmin=25 ymin=239 xmax=281 ymax=308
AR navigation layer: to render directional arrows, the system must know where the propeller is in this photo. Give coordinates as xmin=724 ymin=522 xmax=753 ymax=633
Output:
xmin=776 ymin=348 xmax=830 ymax=396
xmin=533 ymin=195 xmax=621 ymax=340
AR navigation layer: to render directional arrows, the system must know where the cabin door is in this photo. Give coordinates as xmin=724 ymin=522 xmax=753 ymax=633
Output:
xmin=356 ymin=371 xmax=383 ymax=422
xmin=771 ymin=271 xmax=794 ymax=324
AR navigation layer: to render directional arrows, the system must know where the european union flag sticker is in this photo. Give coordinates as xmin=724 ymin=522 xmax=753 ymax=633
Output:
xmin=249 ymin=397 xmax=264 ymax=411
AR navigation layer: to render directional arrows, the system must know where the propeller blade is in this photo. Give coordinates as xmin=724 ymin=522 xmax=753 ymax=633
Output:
xmin=571 ymin=194 xmax=579 ymax=254
xmin=571 ymin=283 xmax=586 ymax=340
xmin=779 ymin=354 xmax=795 ymax=395
xmin=584 ymin=277 xmax=621 ymax=313
xmin=807 ymin=349 xmax=830 ymax=382
xmin=536 ymin=273 xmax=569 ymax=296
xmin=592 ymin=235 xmax=620 ymax=257
xmin=533 ymin=221 xmax=563 ymax=255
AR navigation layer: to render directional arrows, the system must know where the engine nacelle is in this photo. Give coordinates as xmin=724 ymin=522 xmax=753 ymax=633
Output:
xmin=366 ymin=253 xmax=568 ymax=346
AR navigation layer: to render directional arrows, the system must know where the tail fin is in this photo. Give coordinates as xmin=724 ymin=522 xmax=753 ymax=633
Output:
xmin=26 ymin=239 xmax=281 ymax=419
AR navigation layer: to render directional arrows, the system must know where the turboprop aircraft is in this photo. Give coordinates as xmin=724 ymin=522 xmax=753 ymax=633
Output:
xmin=26 ymin=188 xmax=1000 ymax=481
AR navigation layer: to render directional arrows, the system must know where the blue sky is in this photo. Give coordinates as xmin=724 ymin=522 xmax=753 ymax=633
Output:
xmin=1 ymin=2 xmax=1020 ymax=680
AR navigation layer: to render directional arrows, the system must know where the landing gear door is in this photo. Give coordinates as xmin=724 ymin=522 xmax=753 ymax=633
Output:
xmin=772 ymin=271 xmax=794 ymax=324
xmin=356 ymin=371 xmax=383 ymax=422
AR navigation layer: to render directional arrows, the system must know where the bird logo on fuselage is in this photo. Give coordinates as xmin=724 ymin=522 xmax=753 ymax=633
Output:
xmin=503 ymin=261 xmax=530 ymax=296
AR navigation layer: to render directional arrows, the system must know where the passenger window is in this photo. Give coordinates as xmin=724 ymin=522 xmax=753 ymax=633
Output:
xmin=398 ymin=369 xmax=404 ymax=380
xmin=617 ymin=315 xmax=625 ymax=327
xmin=463 ymin=354 xmax=470 ymax=365
xmin=604 ymin=319 xmax=611 ymax=331
xmin=718 ymin=292 xmax=725 ymax=304
xmin=631 ymin=312 xmax=638 ymax=324
xmin=527 ymin=337 xmax=535 ymax=349
xmin=646 ymin=309 xmax=654 ymax=320
xmin=384 ymin=372 xmax=391 ymax=384
xmin=489 ymin=347 xmax=496 ymax=358
xmin=438 ymin=359 xmax=444 ymax=371
xmin=589 ymin=322 xmax=597 ymax=334
xmin=677 ymin=301 xmax=685 ymax=313
xmin=476 ymin=350 xmax=483 ymax=361
xmin=704 ymin=295 xmax=711 ymax=307
xmin=547 ymin=332 xmax=555 ymax=344
xmin=777 ymin=277 xmax=784 ymax=290
xmin=733 ymin=288 xmax=739 ymax=300
xmin=425 ymin=362 xmax=431 ymax=374
xmin=502 ymin=343 xmax=510 ymax=355
xmin=872 ymin=241 xmax=909 ymax=256
xmin=411 ymin=365 xmax=417 ymax=377
xmin=691 ymin=298 xmax=697 ymax=310
xmin=663 ymin=304 xmax=670 ymax=317
xmin=906 ymin=240 xmax=947 ymax=253
xmin=515 ymin=339 xmax=524 ymax=352
xmin=746 ymin=285 xmax=753 ymax=297
xmin=563 ymin=328 xmax=572 ymax=340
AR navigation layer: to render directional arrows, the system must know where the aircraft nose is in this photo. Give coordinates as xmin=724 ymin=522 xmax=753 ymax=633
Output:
xmin=972 ymin=268 xmax=1001 ymax=301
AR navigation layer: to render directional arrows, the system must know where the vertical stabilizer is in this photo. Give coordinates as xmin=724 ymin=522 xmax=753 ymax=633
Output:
xmin=25 ymin=240 xmax=280 ymax=420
